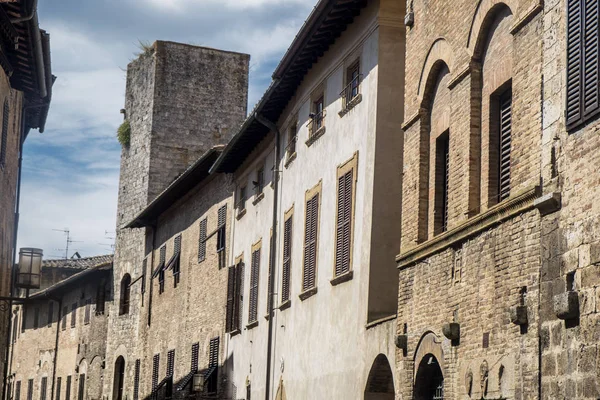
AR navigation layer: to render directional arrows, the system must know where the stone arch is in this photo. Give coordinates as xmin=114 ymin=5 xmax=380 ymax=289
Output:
xmin=364 ymin=354 xmax=394 ymax=400
xmin=417 ymin=39 xmax=455 ymax=103
xmin=113 ymin=356 xmax=126 ymax=400
xmin=119 ymin=274 xmax=131 ymax=315
xmin=77 ymin=358 xmax=88 ymax=375
xmin=468 ymin=0 xmax=517 ymax=58
xmin=413 ymin=332 xmax=445 ymax=382
xmin=414 ymin=354 xmax=444 ymax=400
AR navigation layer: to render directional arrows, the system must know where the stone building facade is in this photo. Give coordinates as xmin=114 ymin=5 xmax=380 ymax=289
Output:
xmin=8 ymin=256 xmax=112 ymax=400
xmin=0 ymin=0 xmax=53 ymax=396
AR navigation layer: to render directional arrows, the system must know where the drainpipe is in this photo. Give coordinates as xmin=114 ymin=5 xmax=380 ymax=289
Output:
xmin=254 ymin=114 xmax=281 ymax=400
xmin=3 ymin=102 xmax=48 ymax=400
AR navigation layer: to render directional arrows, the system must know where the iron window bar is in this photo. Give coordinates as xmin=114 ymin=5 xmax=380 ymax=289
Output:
xmin=340 ymin=74 xmax=362 ymax=110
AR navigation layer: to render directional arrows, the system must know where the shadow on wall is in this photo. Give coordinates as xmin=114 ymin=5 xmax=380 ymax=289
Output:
xmin=364 ymin=354 xmax=394 ymax=400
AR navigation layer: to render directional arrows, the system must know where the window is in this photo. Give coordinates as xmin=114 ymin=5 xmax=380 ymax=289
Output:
xmin=312 ymin=95 xmax=325 ymax=133
xmin=0 ymin=99 xmax=8 ymax=168
xmin=334 ymin=154 xmax=357 ymax=278
xmin=281 ymin=208 xmax=293 ymax=304
xmin=566 ymin=0 xmax=600 ymax=130
xmin=55 ymin=378 xmax=61 ymax=400
xmin=341 ymin=60 xmax=361 ymax=110
xmin=21 ymin=308 xmax=26 ymax=333
xmin=207 ymin=337 xmax=219 ymax=394
xmin=77 ymin=375 xmax=85 ymax=400
xmin=287 ymin=123 xmax=297 ymax=158
xmin=248 ymin=242 xmax=261 ymax=325
xmin=84 ymin=299 xmax=91 ymax=325
xmin=141 ymin=259 xmax=147 ymax=295
xmin=15 ymin=381 xmax=21 ymax=400
xmin=61 ymin=307 xmax=67 ymax=331
xmin=217 ymin=205 xmax=227 ymax=268
xmin=434 ymin=131 xmax=450 ymax=235
xmin=498 ymin=89 xmax=512 ymax=202
xmin=152 ymin=354 xmax=160 ymax=391
xmin=40 ymin=377 xmax=47 ymax=400
xmin=47 ymin=302 xmax=54 ymax=327
xmin=302 ymin=182 xmax=321 ymax=294
xmin=246 ymin=383 xmax=251 ymax=400
xmin=33 ymin=307 xmax=39 ymax=329
xmin=255 ymin=166 xmax=265 ymax=196
xmin=133 ymin=360 xmax=140 ymax=400
xmin=226 ymin=257 xmax=244 ymax=333
xmin=167 ymin=349 xmax=175 ymax=378
xmin=65 ymin=376 xmax=71 ymax=400
xmin=27 ymin=379 xmax=33 ymax=400
xmin=70 ymin=303 xmax=77 ymax=328
xmin=119 ymin=275 xmax=131 ymax=315
xmin=169 ymin=235 xmax=182 ymax=288
xmin=237 ymin=186 xmax=247 ymax=213
xmin=159 ymin=245 xmax=166 ymax=294
xmin=96 ymin=281 xmax=106 ymax=315
xmin=198 ymin=218 xmax=207 ymax=263
xmin=12 ymin=314 xmax=17 ymax=343
xmin=191 ymin=343 xmax=199 ymax=372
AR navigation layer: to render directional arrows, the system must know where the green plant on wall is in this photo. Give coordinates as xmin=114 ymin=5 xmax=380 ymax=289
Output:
xmin=117 ymin=120 xmax=131 ymax=147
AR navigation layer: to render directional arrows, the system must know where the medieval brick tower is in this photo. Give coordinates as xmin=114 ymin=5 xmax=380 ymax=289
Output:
xmin=105 ymin=41 xmax=249 ymax=400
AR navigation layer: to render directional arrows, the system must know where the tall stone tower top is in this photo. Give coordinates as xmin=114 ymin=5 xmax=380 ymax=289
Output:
xmin=117 ymin=40 xmax=250 ymax=227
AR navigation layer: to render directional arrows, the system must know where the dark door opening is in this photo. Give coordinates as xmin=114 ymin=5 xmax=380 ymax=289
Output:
xmin=113 ymin=356 xmax=125 ymax=400
xmin=414 ymin=354 xmax=444 ymax=400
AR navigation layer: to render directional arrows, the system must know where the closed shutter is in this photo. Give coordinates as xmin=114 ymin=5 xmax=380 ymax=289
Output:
xmin=235 ymin=262 xmax=244 ymax=331
xmin=55 ymin=378 xmax=61 ymax=400
xmin=133 ymin=360 xmax=140 ymax=400
xmin=249 ymin=248 xmax=260 ymax=323
xmin=303 ymin=195 xmax=319 ymax=291
xmin=217 ymin=206 xmax=227 ymax=252
xmin=167 ymin=350 xmax=175 ymax=377
xmin=499 ymin=91 xmax=512 ymax=201
xmin=21 ymin=308 xmax=26 ymax=333
xmin=141 ymin=259 xmax=147 ymax=294
xmin=47 ymin=302 xmax=54 ymax=327
xmin=335 ymin=171 xmax=353 ymax=276
xmin=0 ymin=100 xmax=8 ymax=167
xmin=77 ymin=375 xmax=84 ymax=400
xmin=225 ymin=266 xmax=235 ymax=332
xmin=209 ymin=337 xmax=219 ymax=368
xmin=191 ymin=343 xmax=199 ymax=372
xmin=583 ymin=0 xmax=599 ymax=118
xmin=15 ymin=381 xmax=21 ymax=400
xmin=40 ymin=377 xmax=47 ymax=400
xmin=173 ymin=235 xmax=182 ymax=286
xmin=198 ymin=218 xmax=207 ymax=262
xmin=27 ymin=380 xmax=33 ymax=400
xmin=152 ymin=354 xmax=160 ymax=390
xmin=567 ymin=0 xmax=584 ymax=125
xmin=282 ymin=217 xmax=293 ymax=303
xmin=65 ymin=377 xmax=71 ymax=400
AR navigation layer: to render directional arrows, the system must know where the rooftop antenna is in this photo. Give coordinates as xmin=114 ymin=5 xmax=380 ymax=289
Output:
xmin=52 ymin=228 xmax=83 ymax=260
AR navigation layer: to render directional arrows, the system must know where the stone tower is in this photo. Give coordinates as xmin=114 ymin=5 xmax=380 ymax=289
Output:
xmin=105 ymin=41 xmax=249 ymax=400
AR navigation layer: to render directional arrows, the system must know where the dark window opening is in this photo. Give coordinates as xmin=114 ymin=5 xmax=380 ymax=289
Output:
xmin=27 ymin=379 xmax=33 ymax=400
xmin=141 ymin=259 xmax=147 ymax=294
xmin=61 ymin=307 xmax=67 ymax=331
xmin=77 ymin=374 xmax=85 ymax=400
xmin=206 ymin=337 xmax=219 ymax=394
xmin=237 ymin=186 xmax=247 ymax=212
xmin=96 ymin=280 xmax=106 ymax=315
xmin=217 ymin=205 xmax=227 ymax=268
xmin=33 ymin=307 xmax=39 ymax=330
xmin=15 ymin=381 xmax=20 ymax=400
xmin=119 ymin=274 xmax=131 ymax=315
xmin=255 ymin=167 xmax=265 ymax=196
xmin=84 ymin=299 xmax=91 ymax=325
xmin=434 ymin=131 xmax=450 ymax=235
xmin=65 ymin=376 xmax=71 ymax=400
xmin=70 ymin=303 xmax=77 ymax=328
xmin=287 ymin=123 xmax=297 ymax=157
xmin=40 ymin=377 xmax=47 ymax=400
xmin=342 ymin=60 xmax=361 ymax=109
xmin=21 ymin=308 xmax=26 ymax=333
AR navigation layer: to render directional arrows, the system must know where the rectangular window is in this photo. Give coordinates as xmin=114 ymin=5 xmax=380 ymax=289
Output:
xmin=237 ymin=186 xmax=247 ymax=213
xmin=171 ymin=235 xmax=182 ymax=288
xmin=216 ymin=205 xmax=227 ymax=269
xmin=566 ymin=0 xmax=600 ymax=130
xmin=248 ymin=243 xmax=261 ymax=325
xmin=255 ymin=167 xmax=265 ymax=196
xmin=15 ymin=381 xmax=21 ymax=400
xmin=55 ymin=378 xmax=61 ymax=400
xmin=152 ymin=354 xmax=160 ymax=391
xmin=70 ymin=304 xmax=77 ymax=328
xmin=167 ymin=349 xmax=175 ymax=377
xmin=33 ymin=307 xmax=39 ymax=330
xmin=312 ymin=95 xmax=325 ymax=133
xmin=65 ymin=376 xmax=71 ymax=400
xmin=40 ymin=377 xmax=47 ymax=400
xmin=287 ymin=123 xmax=297 ymax=158
xmin=342 ymin=60 xmax=361 ymax=109
xmin=77 ymin=375 xmax=84 ymax=400
xmin=281 ymin=209 xmax=293 ymax=304
xmin=21 ymin=308 xmax=26 ymax=333
xmin=434 ymin=131 xmax=450 ymax=235
xmin=141 ymin=259 xmax=147 ymax=294
xmin=27 ymin=379 xmax=33 ymax=400
xmin=61 ymin=307 xmax=67 ymax=330
xmin=12 ymin=314 xmax=18 ymax=343
xmin=159 ymin=245 xmax=166 ymax=294
xmin=207 ymin=337 xmax=219 ymax=394
xmin=498 ymin=89 xmax=512 ymax=202
xmin=47 ymin=302 xmax=54 ymax=328
xmin=226 ymin=258 xmax=244 ymax=333
xmin=334 ymin=154 xmax=357 ymax=277
xmin=302 ymin=183 xmax=321 ymax=292
xmin=96 ymin=282 xmax=106 ymax=315
xmin=198 ymin=218 xmax=207 ymax=263
xmin=84 ymin=299 xmax=91 ymax=325
xmin=133 ymin=360 xmax=140 ymax=400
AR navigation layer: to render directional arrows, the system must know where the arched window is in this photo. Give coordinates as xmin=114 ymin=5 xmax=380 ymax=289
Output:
xmin=119 ymin=275 xmax=131 ymax=315
xmin=113 ymin=356 xmax=125 ymax=400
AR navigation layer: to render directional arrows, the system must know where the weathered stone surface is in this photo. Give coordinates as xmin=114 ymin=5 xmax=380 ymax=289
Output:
xmin=553 ymin=291 xmax=580 ymax=320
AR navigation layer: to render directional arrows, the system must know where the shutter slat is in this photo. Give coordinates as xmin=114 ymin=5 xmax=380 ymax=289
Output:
xmin=499 ymin=91 xmax=512 ymax=201
xmin=226 ymin=267 xmax=235 ymax=332
xmin=282 ymin=217 xmax=292 ymax=302
xmin=583 ymin=0 xmax=600 ymax=116
xmin=249 ymin=249 xmax=260 ymax=323
xmin=567 ymin=0 xmax=584 ymax=125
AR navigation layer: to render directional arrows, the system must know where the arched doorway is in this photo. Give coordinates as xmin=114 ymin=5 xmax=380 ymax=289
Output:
xmin=364 ymin=354 xmax=394 ymax=400
xmin=414 ymin=354 xmax=444 ymax=400
xmin=113 ymin=356 xmax=125 ymax=400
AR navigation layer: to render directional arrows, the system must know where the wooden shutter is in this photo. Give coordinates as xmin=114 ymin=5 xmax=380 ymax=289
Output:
xmin=235 ymin=262 xmax=244 ymax=331
xmin=133 ymin=360 xmax=140 ymax=400
xmin=152 ymin=354 xmax=160 ymax=390
xmin=567 ymin=0 xmax=584 ymax=126
xmin=225 ymin=266 xmax=235 ymax=332
xmin=191 ymin=343 xmax=199 ymax=372
xmin=40 ymin=377 xmax=47 ymax=400
xmin=141 ymin=259 xmax=147 ymax=294
xmin=217 ymin=205 xmax=227 ymax=252
xmin=303 ymin=195 xmax=319 ymax=291
xmin=27 ymin=380 xmax=33 ymax=400
xmin=583 ymin=0 xmax=599 ymax=118
xmin=0 ymin=100 xmax=8 ymax=167
xmin=209 ymin=337 xmax=219 ymax=367
xmin=282 ymin=216 xmax=293 ymax=302
xmin=167 ymin=350 xmax=175 ymax=377
xmin=249 ymin=248 xmax=260 ymax=323
xmin=47 ymin=302 xmax=54 ymax=327
xmin=65 ymin=377 xmax=71 ymax=400
xmin=198 ymin=218 xmax=207 ymax=262
xmin=335 ymin=171 xmax=353 ymax=276
xmin=77 ymin=375 xmax=84 ymax=400
xmin=499 ymin=91 xmax=512 ymax=201
xmin=55 ymin=378 xmax=61 ymax=400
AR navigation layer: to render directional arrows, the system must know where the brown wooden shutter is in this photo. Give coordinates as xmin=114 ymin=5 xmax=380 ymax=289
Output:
xmin=209 ymin=337 xmax=219 ymax=367
xmin=303 ymin=195 xmax=319 ymax=290
xmin=249 ymin=248 xmax=260 ymax=323
xmin=191 ymin=343 xmax=199 ymax=372
xmin=282 ymin=217 xmax=293 ymax=302
xmin=133 ymin=359 xmax=140 ymax=400
xmin=499 ymin=90 xmax=512 ymax=201
xmin=225 ymin=266 xmax=235 ymax=332
xmin=583 ymin=0 xmax=599 ymax=117
xmin=55 ymin=378 xmax=60 ymax=400
xmin=65 ymin=377 xmax=71 ymax=400
xmin=167 ymin=349 xmax=175 ymax=377
xmin=198 ymin=218 xmax=207 ymax=262
xmin=567 ymin=0 xmax=583 ymax=126
xmin=152 ymin=354 xmax=160 ymax=390
xmin=335 ymin=171 xmax=353 ymax=276
xmin=233 ymin=262 xmax=244 ymax=331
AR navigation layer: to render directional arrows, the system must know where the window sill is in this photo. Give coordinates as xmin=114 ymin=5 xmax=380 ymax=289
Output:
xmin=236 ymin=208 xmax=247 ymax=220
xmin=330 ymin=271 xmax=353 ymax=286
xmin=305 ymin=127 xmax=326 ymax=147
xmin=252 ymin=192 xmax=265 ymax=206
xmin=246 ymin=320 xmax=259 ymax=330
xmin=284 ymin=152 xmax=297 ymax=168
xmin=279 ymin=299 xmax=291 ymax=311
xmin=299 ymin=287 xmax=318 ymax=301
xmin=229 ymin=329 xmax=241 ymax=337
xmin=338 ymin=94 xmax=363 ymax=117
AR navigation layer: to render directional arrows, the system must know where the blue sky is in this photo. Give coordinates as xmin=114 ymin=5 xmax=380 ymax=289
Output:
xmin=17 ymin=0 xmax=314 ymax=259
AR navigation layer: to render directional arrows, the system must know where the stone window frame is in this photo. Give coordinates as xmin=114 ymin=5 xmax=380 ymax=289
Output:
xmin=236 ymin=184 xmax=248 ymax=219
xmin=339 ymin=55 xmax=363 ymax=116
xmin=253 ymin=162 xmax=266 ymax=205
xmin=331 ymin=152 xmax=359 ymax=285
xmin=306 ymin=84 xmax=327 ymax=146
xmin=284 ymin=120 xmax=298 ymax=168
xmin=300 ymin=180 xmax=322 ymax=300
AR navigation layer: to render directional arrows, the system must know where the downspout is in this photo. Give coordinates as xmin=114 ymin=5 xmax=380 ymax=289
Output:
xmin=3 ymin=102 xmax=48 ymax=400
xmin=254 ymin=114 xmax=281 ymax=400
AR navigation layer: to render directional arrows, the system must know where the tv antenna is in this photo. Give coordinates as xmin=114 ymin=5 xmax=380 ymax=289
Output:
xmin=53 ymin=228 xmax=83 ymax=259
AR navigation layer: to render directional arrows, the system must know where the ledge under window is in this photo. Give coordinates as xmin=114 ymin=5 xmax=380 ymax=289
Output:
xmin=330 ymin=271 xmax=353 ymax=286
xmin=338 ymin=94 xmax=363 ymax=117
xmin=285 ymin=152 xmax=297 ymax=168
xmin=305 ymin=127 xmax=326 ymax=147
xmin=299 ymin=287 xmax=318 ymax=301
xmin=236 ymin=208 xmax=247 ymax=220
xmin=279 ymin=299 xmax=291 ymax=311
xmin=246 ymin=320 xmax=258 ymax=330
xmin=229 ymin=329 xmax=241 ymax=337
xmin=252 ymin=192 xmax=265 ymax=206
